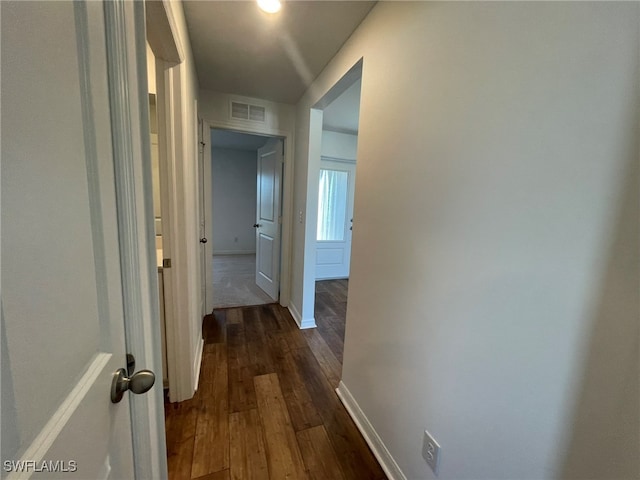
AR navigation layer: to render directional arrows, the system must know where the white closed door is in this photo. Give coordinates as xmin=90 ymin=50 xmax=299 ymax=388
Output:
xmin=255 ymin=138 xmax=283 ymax=301
xmin=315 ymin=159 xmax=356 ymax=280
xmin=2 ymin=2 xmax=156 ymax=478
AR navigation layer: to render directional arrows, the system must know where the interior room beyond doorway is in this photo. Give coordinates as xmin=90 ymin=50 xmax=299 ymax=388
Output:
xmin=212 ymin=254 xmax=273 ymax=308
xmin=210 ymin=129 xmax=282 ymax=309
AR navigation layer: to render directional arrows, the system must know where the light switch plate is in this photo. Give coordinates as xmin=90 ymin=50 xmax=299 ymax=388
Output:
xmin=422 ymin=429 xmax=441 ymax=475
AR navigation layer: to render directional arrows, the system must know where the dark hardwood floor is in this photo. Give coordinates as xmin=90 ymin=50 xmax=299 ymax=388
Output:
xmin=314 ymin=279 xmax=348 ymax=364
xmin=165 ymin=279 xmax=386 ymax=480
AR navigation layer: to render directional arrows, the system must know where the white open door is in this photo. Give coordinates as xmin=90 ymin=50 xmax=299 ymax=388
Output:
xmin=255 ymin=138 xmax=283 ymax=301
xmin=2 ymin=1 xmax=164 ymax=478
xmin=315 ymin=159 xmax=356 ymax=280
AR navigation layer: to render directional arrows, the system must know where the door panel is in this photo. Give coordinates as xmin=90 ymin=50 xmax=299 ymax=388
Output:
xmin=258 ymin=233 xmax=275 ymax=279
xmin=315 ymin=159 xmax=356 ymax=280
xmin=317 ymin=248 xmax=345 ymax=265
xmin=255 ymin=139 xmax=283 ymax=300
xmin=2 ymin=2 xmax=137 ymax=477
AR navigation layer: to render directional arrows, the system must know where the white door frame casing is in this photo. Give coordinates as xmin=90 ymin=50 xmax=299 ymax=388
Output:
xmin=202 ymin=118 xmax=215 ymax=314
xmin=107 ymin=1 xmax=167 ymax=477
xmin=194 ymin=115 xmax=213 ymax=318
xmin=146 ymin=0 xmax=204 ymax=404
xmin=202 ymin=119 xmax=295 ymax=314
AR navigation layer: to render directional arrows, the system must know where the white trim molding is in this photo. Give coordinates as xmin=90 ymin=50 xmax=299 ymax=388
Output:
xmin=336 ymin=381 xmax=407 ymax=480
xmin=149 ymin=0 xmax=201 ymax=405
xmin=287 ymin=303 xmax=302 ymax=327
xmin=193 ymin=337 xmax=204 ymax=391
xmin=300 ymin=316 xmax=316 ymax=329
xmin=322 ymin=125 xmax=358 ymax=136
xmin=321 ymin=155 xmax=357 ymax=165
xmin=213 ymin=250 xmax=257 ymax=256
xmin=288 ymin=303 xmax=316 ymax=329
xmin=104 ymin=1 xmax=166 ymax=477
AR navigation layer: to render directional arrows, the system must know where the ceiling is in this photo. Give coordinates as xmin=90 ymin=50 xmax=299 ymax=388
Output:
xmin=323 ymin=78 xmax=361 ymax=134
xmin=182 ymin=1 xmax=376 ymax=104
xmin=211 ymin=129 xmax=270 ymax=151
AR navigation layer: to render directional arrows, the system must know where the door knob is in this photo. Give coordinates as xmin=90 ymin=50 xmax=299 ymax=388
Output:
xmin=111 ymin=367 xmax=155 ymax=403
xmin=253 ymin=224 xmax=262 ymax=228
xmin=200 ymin=237 xmax=208 ymax=243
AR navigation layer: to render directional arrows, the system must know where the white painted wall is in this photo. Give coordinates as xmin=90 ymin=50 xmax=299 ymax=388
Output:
xmin=147 ymin=44 xmax=159 ymax=225
xmin=211 ymin=148 xmax=257 ymax=254
xmin=199 ymin=89 xmax=296 ymax=133
xmin=292 ymin=3 xmax=639 ymax=479
xmin=321 ymin=130 xmax=358 ymax=161
xmin=146 ymin=42 xmax=156 ymax=94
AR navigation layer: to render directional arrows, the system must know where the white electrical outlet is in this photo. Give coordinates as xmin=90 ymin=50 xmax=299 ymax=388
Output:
xmin=422 ymin=429 xmax=441 ymax=475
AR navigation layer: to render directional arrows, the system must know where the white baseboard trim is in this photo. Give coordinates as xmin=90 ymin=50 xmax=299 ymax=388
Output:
xmin=336 ymin=381 xmax=407 ymax=480
xmin=288 ymin=302 xmax=302 ymax=326
xmin=316 ymin=275 xmax=349 ymax=281
xmin=193 ymin=337 xmax=204 ymax=391
xmin=288 ymin=302 xmax=316 ymax=329
xmin=300 ymin=317 xmax=316 ymax=329
xmin=212 ymin=250 xmax=256 ymax=256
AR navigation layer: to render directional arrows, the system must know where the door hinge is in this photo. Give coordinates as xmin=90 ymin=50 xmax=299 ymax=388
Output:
xmin=162 ymin=258 xmax=172 ymax=268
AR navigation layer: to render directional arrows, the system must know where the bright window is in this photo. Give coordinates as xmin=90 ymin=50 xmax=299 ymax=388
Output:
xmin=317 ymin=169 xmax=349 ymax=241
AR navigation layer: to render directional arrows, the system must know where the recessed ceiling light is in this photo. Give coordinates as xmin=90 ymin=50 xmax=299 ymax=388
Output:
xmin=257 ymin=0 xmax=281 ymax=14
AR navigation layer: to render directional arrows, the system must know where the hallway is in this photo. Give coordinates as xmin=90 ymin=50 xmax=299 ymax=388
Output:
xmin=164 ymin=296 xmax=385 ymax=479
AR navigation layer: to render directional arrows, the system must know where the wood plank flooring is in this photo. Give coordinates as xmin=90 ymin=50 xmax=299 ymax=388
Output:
xmin=313 ymin=279 xmax=348 ymax=364
xmin=165 ymin=280 xmax=386 ymax=480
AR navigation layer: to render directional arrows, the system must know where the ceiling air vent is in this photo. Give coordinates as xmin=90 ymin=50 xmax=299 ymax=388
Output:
xmin=231 ymin=101 xmax=266 ymax=122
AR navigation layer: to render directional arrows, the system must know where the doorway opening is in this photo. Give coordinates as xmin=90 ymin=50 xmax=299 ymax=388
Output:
xmin=145 ymin=42 xmax=170 ymax=392
xmin=209 ymin=129 xmax=285 ymax=309
xmin=306 ymin=63 xmax=362 ymax=364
